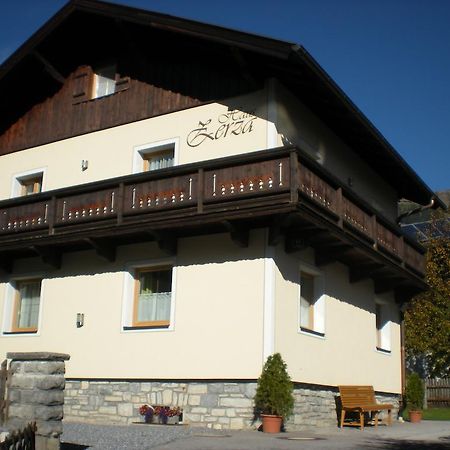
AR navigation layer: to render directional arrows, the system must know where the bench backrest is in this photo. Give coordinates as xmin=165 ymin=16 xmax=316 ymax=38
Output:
xmin=338 ymin=385 xmax=376 ymax=407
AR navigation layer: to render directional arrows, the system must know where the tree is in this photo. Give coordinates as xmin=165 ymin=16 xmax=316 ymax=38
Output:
xmin=254 ymin=353 xmax=294 ymax=419
xmin=404 ymin=209 xmax=450 ymax=378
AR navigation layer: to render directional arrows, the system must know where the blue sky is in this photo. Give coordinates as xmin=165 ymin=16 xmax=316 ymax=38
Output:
xmin=1 ymin=0 xmax=449 ymax=194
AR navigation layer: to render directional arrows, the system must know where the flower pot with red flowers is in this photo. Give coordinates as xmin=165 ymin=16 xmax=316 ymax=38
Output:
xmin=254 ymin=353 xmax=294 ymax=433
xmin=139 ymin=404 xmax=182 ymax=424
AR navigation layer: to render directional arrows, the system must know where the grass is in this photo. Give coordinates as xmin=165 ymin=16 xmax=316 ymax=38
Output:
xmin=402 ymin=407 xmax=450 ymax=421
xmin=422 ymin=407 xmax=450 ymax=421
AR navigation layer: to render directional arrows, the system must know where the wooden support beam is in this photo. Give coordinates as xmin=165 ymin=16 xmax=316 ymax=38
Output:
xmin=268 ymin=214 xmax=295 ymax=246
xmin=349 ymin=263 xmax=384 ymax=283
xmin=285 ymin=234 xmax=308 ymax=254
xmin=0 ymin=256 xmax=13 ymax=275
xmin=32 ymin=51 xmax=65 ymax=84
xmin=146 ymin=231 xmax=177 ymax=256
xmin=222 ymin=221 xmax=249 ymax=248
xmin=85 ymin=238 xmax=116 ymax=262
xmin=395 ymin=286 xmax=422 ymax=305
xmin=30 ymin=246 xmax=62 ymax=269
xmin=315 ymin=245 xmax=352 ymax=267
xmin=374 ymin=277 xmax=407 ymax=294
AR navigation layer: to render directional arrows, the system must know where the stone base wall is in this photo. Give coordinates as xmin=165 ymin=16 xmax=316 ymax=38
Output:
xmin=64 ymin=380 xmax=400 ymax=430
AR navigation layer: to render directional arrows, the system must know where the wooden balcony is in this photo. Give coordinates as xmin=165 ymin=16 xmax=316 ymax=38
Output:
xmin=0 ymin=146 xmax=426 ymax=298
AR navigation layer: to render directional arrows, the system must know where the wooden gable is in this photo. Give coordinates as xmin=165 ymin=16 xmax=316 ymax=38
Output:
xmin=0 ymin=12 xmax=260 ymax=155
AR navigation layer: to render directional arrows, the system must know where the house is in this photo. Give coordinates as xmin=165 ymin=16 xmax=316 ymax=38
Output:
xmin=0 ymin=0 xmax=443 ymax=429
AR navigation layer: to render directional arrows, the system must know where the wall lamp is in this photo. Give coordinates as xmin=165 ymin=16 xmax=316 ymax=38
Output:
xmin=76 ymin=313 xmax=85 ymax=328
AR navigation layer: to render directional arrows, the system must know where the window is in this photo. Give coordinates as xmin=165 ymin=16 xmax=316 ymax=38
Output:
xmin=12 ymin=169 xmax=45 ymax=198
xmin=19 ymin=175 xmax=42 ymax=196
xmin=12 ymin=279 xmax=42 ymax=333
xmin=133 ymin=139 xmax=178 ymax=174
xmin=299 ymin=272 xmax=315 ymax=330
xmin=375 ymin=301 xmax=391 ymax=352
xmin=299 ymin=268 xmax=325 ymax=337
xmin=133 ymin=267 xmax=172 ymax=328
xmin=94 ymin=64 xmax=116 ymax=98
xmin=142 ymin=149 xmax=174 ymax=171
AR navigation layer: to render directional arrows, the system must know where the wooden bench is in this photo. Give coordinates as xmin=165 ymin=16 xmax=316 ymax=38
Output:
xmin=338 ymin=385 xmax=393 ymax=430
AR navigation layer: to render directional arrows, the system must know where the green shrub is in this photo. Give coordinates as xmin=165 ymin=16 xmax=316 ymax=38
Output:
xmin=406 ymin=372 xmax=424 ymax=411
xmin=254 ymin=353 xmax=294 ymax=419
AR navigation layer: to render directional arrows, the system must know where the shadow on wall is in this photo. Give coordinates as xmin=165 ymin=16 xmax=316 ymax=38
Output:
xmin=275 ymin=246 xmax=395 ymax=319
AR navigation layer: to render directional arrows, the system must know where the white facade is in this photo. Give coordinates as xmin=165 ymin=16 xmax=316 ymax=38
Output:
xmin=1 ymin=84 xmax=402 ymax=394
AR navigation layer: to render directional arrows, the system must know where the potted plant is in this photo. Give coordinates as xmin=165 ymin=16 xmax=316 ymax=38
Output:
xmin=254 ymin=353 xmax=294 ymax=433
xmin=405 ymin=372 xmax=424 ymax=423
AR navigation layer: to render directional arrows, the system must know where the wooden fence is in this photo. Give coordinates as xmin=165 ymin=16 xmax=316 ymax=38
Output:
xmin=425 ymin=378 xmax=450 ymax=407
xmin=0 ymin=422 xmax=36 ymax=450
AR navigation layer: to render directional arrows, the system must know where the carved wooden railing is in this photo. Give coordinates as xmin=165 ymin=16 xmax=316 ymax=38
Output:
xmin=297 ymin=158 xmax=425 ymax=274
xmin=0 ymin=146 xmax=424 ymax=274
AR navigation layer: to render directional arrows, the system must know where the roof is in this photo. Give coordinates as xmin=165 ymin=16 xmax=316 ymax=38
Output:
xmin=0 ymin=0 xmax=444 ymax=209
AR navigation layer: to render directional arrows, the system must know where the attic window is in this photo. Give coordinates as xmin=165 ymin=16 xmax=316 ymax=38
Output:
xmin=94 ymin=64 xmax=116 ymax=98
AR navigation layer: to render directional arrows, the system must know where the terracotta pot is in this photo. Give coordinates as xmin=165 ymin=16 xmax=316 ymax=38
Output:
xmin=261 ymin=414 xmax=283 ymax=433
xmin=408 ymin=410 xmax=422 ymax=423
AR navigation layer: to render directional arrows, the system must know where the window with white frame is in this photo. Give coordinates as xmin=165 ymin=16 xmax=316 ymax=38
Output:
xmin=375 ymin=301 xmax=391 ymax=352
xmin=12 ymin=169 xmax=45 ymax=198
xmin=2 ymin=279 xmax=42 ymax=334
xmin=133 ymin=140 xmax=177 ymax=174
xmin=299 ymin=268 xmax=325 ymax=336
xmin=93 ymin=64 xmax=116 ymax=98
xmin=122 ymin=262 xmax=175 ymax=330
xmin=134 ymin=267 xmax=172 ymax=327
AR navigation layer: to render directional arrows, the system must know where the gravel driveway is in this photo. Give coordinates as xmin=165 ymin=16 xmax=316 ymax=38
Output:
xmin=61 ymin=421 xmax=192 ymax=450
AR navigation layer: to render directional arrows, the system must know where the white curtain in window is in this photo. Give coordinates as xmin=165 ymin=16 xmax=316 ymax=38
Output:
xmin=18 ymin=282 xmax=40 ymax=328
xmin=300 ymin=272 xmax=314 ymax=329
xmin=96 ymin=75 xmax=116 ymax=97
xmin=137 ymin=292 xmax=171 ymax=322
xmin=300 ymin=296 xmax=311 ymax=328
xmin=148 ymin=153 xmax=174 ymax=171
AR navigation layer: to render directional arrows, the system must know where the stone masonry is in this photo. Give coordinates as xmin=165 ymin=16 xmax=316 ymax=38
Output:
xmin=64 ymin=379 xmax=400 ymax=430
xmin=6 ymin=352 xmax=70 ymax=450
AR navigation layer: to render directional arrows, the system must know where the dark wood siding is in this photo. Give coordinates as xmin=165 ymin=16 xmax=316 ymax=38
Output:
xmin=0 ymin=56 xmax=256 ymax=155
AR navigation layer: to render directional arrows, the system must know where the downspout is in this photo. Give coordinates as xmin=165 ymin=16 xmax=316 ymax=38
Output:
xmin=400 ymin=309 xmax=406 ymax=416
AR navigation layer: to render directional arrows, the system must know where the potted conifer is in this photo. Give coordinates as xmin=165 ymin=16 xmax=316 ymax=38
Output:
xmin=254 ymin=353 xmax=294 ymax=433
xmin=405 ymin=372 xmax=424 ymax=423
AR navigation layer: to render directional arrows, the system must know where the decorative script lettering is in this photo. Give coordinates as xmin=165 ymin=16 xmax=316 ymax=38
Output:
xmin=187 ymin=109 xmax=256 ymax=147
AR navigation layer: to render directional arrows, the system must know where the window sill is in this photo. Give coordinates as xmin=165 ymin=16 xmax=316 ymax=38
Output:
xmin=376 ymin=347 xmax=391 ymax=355
xmin=299 ymin=327 xmax=325 ymax=339
xmin=123 ymin=325 xmax=171 ymax=332
xmin=2 ymin=330 xmax=38 ymax=335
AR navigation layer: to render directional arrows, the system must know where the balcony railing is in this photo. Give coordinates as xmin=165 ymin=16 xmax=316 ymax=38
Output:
xmin=0 ymin=146 xmax=425 ymax=275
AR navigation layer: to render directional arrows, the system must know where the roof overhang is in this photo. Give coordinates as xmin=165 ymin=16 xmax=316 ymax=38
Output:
xmin=0 ymin=0 xmax=444 ymax=209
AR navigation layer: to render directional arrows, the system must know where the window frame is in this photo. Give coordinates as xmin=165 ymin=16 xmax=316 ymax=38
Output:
xmin=2 ymin=277 xmax=44 ymax=336
xmin=11 ymin=168 xmax=46 ymax=198
xmin=92 ymin=63 xmax=117 ymax=99
xmin=375 ymin=299 xmax=392 ymax=353
xmin=122 ymin=259 xmax=176 ymax=333
xmin=298 ymin=265 xmax=325 ymax=338
xmin=133 ymin=266 xmax=172 ymax=328
xmin=132 ymin=139 xmax=179 ymax=174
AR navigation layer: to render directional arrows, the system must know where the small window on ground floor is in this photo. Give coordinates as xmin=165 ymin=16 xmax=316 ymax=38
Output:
xmin=133 ymin=266 xmax=173 ymax=328
xmin=298 ymin=267 xmax=325 ymax=337
xmin=375 ymin=301 xmax=391 ymax=352
xmin=5 ymin=279 xmax=42 ymax=333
